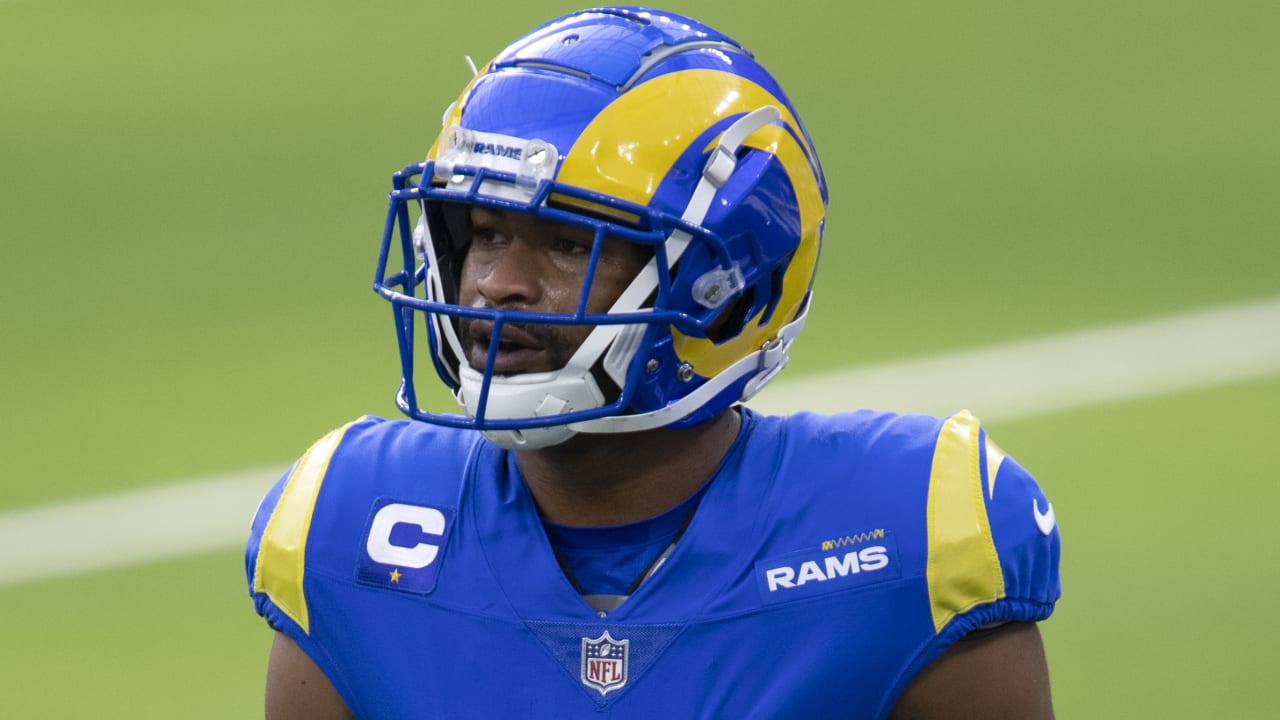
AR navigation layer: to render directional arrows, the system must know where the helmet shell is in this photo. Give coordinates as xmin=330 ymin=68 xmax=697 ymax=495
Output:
xmin=375 ymin=7 xmax=828 ymax=444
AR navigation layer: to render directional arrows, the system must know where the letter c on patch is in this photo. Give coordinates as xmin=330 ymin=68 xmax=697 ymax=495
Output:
xmin=366 ymin=503 xmax=446 ymax=568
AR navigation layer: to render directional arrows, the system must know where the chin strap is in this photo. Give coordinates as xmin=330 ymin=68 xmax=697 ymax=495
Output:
xmin=568 ymin=294 xmax=809 ymax=435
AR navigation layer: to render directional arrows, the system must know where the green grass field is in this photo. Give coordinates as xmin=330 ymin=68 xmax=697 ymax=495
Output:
xmin=2 ymin=0 xmax=1278 ymax=716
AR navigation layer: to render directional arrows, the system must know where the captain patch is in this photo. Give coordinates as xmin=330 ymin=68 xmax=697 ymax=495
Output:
xmin=356 ymin=498 xmax=455 ymax=594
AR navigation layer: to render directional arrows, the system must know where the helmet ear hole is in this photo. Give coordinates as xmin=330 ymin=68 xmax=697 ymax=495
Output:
xmin=760 ymin=251 xmax=796 ymax=325
xmin=706 ymin=287 xmax=756 ymax=344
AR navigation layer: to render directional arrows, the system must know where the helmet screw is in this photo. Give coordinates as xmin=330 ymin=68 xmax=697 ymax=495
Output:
xmin=645 ymin=358 xmax=660 ymax=373
xmin=704 ymin=285 xmax=723 ymax=304
xmin=676 ymin=363 xmax=695 ymax=382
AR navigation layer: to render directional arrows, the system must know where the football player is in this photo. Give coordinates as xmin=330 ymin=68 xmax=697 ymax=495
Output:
xmin=247 ymin=7 xmax=1061 ymax=718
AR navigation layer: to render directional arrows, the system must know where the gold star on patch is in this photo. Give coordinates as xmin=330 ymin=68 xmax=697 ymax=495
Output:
xmin=389 ymin=568 xmax=402 ymax=583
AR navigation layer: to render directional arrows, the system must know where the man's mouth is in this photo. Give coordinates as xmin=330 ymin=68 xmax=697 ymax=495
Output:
xmin=463 ymin=320 xmax=549 ymax=374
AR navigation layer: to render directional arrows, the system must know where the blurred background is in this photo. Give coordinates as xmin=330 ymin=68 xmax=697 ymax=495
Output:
xmin=2 ymin=0 xmax=1277 ymax=716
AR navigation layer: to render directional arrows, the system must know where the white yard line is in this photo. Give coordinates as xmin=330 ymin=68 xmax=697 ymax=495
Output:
xmin=0 ymin=467 xmax=283 ymax=587
xmin=3 ymin=295 xmax=1279 ymax=587
xmin=751 ymin=294 xmax=1280 ymax=419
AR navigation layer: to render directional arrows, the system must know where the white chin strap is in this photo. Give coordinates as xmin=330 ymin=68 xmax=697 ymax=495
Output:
xmin=570 ymin=296 xmax=809 ymax=435
xmin=443 ymin=106 xmax=784 ymax=450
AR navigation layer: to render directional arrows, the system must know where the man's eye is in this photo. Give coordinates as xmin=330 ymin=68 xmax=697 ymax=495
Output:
xmin=553 ymin=237 xmax=592 ymax=255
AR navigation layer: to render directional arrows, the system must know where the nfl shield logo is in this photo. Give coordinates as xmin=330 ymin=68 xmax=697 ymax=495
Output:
xmin=581 ymin=631 xmax=629 ymax=696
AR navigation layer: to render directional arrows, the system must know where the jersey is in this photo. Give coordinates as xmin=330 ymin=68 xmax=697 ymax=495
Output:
xmin=245 ymin=407 xmax=1061 ymax=718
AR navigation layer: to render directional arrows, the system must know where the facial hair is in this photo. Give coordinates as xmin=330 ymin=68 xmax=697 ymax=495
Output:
xmin=458 ymin=316 xmax=591 ymax=374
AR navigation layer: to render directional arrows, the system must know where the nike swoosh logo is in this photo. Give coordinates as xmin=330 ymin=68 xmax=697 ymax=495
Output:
xmin=1033 ymin=498 xmax=1056 ymax=536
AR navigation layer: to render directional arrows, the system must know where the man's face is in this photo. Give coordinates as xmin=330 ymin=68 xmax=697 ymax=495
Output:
xmin=457 ymin=206 xmax=651 ymax=375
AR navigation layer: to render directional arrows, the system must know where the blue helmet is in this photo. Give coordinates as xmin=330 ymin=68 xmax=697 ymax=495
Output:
xmin=374 ymin=6 xmax=828 ymax=449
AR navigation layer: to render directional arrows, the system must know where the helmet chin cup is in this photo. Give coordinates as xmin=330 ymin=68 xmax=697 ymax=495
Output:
xmin=480 ymin=425 xmax=577 ymax=451
xmin=456 ymin=364 xmax=606 ymax=450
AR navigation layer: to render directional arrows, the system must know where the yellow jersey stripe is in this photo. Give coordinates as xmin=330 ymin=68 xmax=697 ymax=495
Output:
xmin=252 ymin=420 xmax=360 ymax=634
xmin=925 ymin=411 xmax=1006 ymax=633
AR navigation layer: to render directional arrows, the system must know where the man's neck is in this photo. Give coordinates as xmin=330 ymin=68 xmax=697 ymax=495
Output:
xmin=513 ymin=409 xmax=742 ymax=527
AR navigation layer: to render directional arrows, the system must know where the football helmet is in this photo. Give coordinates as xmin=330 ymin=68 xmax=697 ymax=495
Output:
xmin=374 ymin=6 xmax=828 ymax=449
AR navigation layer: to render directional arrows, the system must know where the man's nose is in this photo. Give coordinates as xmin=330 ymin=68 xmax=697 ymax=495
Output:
xmin=474 ymin=240 xmax=543 ymax=306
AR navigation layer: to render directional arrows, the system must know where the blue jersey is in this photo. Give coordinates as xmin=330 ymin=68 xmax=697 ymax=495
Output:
xmin=246 ymin=408 xmax=1061 ymax=718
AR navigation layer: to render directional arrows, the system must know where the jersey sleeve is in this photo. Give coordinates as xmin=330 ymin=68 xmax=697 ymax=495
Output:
xmin=922 ymin=410 xmax=1062 ymax=642
xmin=245 ymin=467 xmax=294 ymax=633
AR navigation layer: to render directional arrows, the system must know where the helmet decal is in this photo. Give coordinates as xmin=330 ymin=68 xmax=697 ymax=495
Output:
xmin=557 ymin=70 xmax=817 ymax=209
